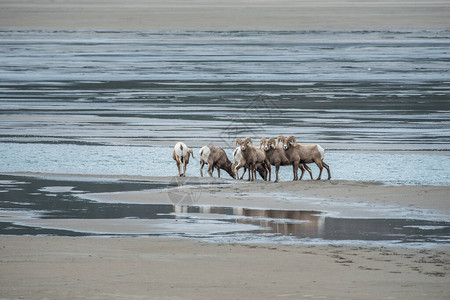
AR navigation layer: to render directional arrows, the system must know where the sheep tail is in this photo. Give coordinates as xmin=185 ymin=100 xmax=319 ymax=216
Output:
xmin=317 ymin=145 xmax=325 ymax=160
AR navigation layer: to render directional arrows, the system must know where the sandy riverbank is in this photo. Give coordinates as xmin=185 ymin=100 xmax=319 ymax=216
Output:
xmin=0 ymin=236 xmax=449 ymax=299
xmin=1 ymin=0 xmax=449 ymax=31
xmin=1 ymin=173 xmax=449 ymax=299
xmin=79 ymin=176 xmax=450 ymax=219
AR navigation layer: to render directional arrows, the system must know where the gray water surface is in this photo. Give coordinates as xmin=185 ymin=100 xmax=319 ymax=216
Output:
xmin=1 ymin=143 xmax=449 ymax=185
xmin=1 ymin=30 xmax=449 ymax=149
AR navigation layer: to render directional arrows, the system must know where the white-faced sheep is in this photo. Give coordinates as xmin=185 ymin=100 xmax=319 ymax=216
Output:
xmin=172 ymin=142 xmax=194 ymax=177
xmin=279 ymin=135 xmax=331 ymax=180
xmin=199 ymin=145 xmax=236 ymax=179
xmin=236 ymin=137 xmax=271 ymax=181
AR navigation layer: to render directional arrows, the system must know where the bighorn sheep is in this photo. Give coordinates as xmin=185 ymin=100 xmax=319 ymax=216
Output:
xmin=199 ymin=146 xmax=211 ymax=177
xmin=278 ymin=136 xmax=331 ymax=180
xmin=232 ymin=145 xmax=246 ymax=179
xmin=199 ymin=145 xmax=236 ymax=179
xmin=262 ymin=137 xmax=292 ymax=182
xmin=277 ymin=136 xmax=313 ymax=181
xmin=172 ymin=142 xmax=194 ymax=177
xmin=236 ymin=137 xmax=271 ymax=181
xmin=259 ymin=138 xmax=267 ymax=150
xmin=232 ymin=145 xmax=267 ymax=180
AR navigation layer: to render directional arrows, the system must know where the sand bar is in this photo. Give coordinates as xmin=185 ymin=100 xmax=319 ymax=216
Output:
xmin=1 ymin=173 xmax=449 ymax=299
xmin=1 ymin=236 xmax=449 ymax=299
xmin=1 ymin=0 xmax=449 ymax=31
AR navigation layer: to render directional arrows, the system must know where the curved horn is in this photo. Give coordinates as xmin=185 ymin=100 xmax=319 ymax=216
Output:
xmin=276 ymin=135 xmax=285 ymax=145
xmin=259 ymin=138 xmax=266 ymax=148
xmin=287 ymin=135 xmax=296 ymax=144
xmin=235 ymin=138 xmax=243 ymax=147
xmin=245 ymin=137 xmax=253 ymax=146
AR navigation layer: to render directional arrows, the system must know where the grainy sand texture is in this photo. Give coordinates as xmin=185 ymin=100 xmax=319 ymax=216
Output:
xmin=1 ymin=236 xmax=449 ymax=300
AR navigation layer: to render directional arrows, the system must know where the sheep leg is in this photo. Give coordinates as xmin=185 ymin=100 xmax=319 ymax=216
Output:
xmin=275 ymin=164 xmax=280 ymax=183
xmin=298 ymin=164 xmax=306 ymax=180
xmin=235 ymin=162 xmax=245 ymax=180
xmin=176 ymin=162 xmax=182 ymax=176
xmin=207 ymin=164 xmax=214 ymax=177
xmin=182 ymin=162 xmax=187 ymax=177
xmin=299 ymin=164 xmax=313 ymax=180
xmin=217 ymin=167 xmax=221 ymax=178
xmin=248 ymin=165 xmax=252 ymax=181
xmin=305 ymin=164 xmax=313 ymax=180
xmin=200 ymin=161 xmax=205 ymax=177
xmin=323 ymin=161 xmax=331 ymax=180
xmin=265 ymin=161 xmax=271 ymax=181
xmin=239 ymin=167 xmax=246 ymax=180
xmin=292 ymin=162 xmax=299 ymax=181
xmin=315 ymin=160 xmax=323 ymax=180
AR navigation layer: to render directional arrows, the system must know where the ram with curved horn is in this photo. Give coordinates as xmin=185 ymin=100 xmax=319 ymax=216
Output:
xmin=281 ymin=135 xmax=331 ymax=180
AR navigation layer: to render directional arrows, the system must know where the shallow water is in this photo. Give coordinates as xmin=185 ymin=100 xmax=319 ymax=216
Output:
xmin=1 ymin=143 xmax=449 ymax=185
xmin=0 ymin=175 xmax=449 ymax=245
xmin=0 ymin=30 xmax=449 ymax=150
xmin=1 ymin=30 xmax=449 ymax=244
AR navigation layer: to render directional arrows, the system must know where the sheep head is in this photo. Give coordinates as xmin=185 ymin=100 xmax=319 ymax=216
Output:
xmin=276 ymin=135 xmax=285 ymax=146
xmin=235 ymin=138 xmax=243 ymax=147
xmin=241 ymin=137 xmax=253 ymax=152
xmin=187 ymin=148 xmax=194 ymax=159
xmin=259 ymin=138 xmax=267 ymax=149
xmin=263 ymin=138 xmax=277 ymax=152
xmin=283 ymin=135 xmax=296 ymax=150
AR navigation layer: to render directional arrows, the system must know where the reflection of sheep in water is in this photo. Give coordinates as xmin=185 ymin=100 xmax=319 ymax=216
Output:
xmin=198 ymin=145 xmax=236 ymax=179
xmin=278 ymin=135 xmax=331 ymax=180
xmin=172 ymin=142 xmax=194 ymax=177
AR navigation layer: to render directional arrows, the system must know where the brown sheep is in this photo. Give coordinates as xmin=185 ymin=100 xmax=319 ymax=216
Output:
xmin=277 ymin=136 xmax=313 ymax=181
xmin=200 ymin=145 xmax=236 ymax=179
xmin=237 ymin=137 xmax=271 ymax=181
xmin=262 ymin=137 xmax=292 ymax=182
xmin=232 ymin=144 xmax=268 ymax=180
xmin=279 ymin=135 xmax=331 ymax=180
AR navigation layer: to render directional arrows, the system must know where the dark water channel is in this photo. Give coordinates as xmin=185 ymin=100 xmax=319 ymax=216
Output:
xmin=0 ymin=175 xmax=449 ymax=244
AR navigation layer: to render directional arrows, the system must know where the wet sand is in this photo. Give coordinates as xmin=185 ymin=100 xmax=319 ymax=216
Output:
xmin=1 ymin=0 xmax=449 ymax=30
xmin=1 ymin=236 xmax=449 ymax=299
xmin=77 ymin=175 xmax=450 ymax=219
xmin=1 ymin=173 xmax=449 ymax=299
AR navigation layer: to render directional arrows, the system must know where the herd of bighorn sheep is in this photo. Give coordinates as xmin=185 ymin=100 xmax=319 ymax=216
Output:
xmin=172 ymin=136 xmax=331 ymax=182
